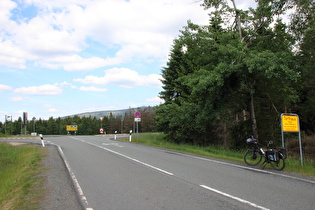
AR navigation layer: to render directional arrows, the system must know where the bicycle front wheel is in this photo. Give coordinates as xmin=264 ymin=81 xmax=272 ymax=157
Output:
xmin=270 ymin=158 xmax=285 ymax=171
xmin=244 ymin=149 xmax=262 ymax=166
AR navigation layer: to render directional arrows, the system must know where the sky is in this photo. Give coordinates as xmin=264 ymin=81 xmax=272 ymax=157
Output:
xmin=0 ymin=0 xmax=213 ymax=122
xmin=0 ymin=0 xmax=257 ymax=122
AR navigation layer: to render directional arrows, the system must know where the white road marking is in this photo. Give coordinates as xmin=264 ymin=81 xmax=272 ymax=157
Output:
xmin=53 ymin=142 xmax=93 ymax=210
xmin=78 ymin=139 xmax=174 ymax=176
xmin=102 ymin=143 xmax=123 ymax=147
xmin=173 ymin=151 xmax=315 ymax=185
xmin=200 ymin=185 xmax=269 ymax=210
xmin=67 ymin=136 xmax=314 ymax=209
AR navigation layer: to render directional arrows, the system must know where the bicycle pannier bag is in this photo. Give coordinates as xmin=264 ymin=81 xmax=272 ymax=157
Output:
xmin=278 ymin=148 xmax=286 ymax=159
xmin=266 ymin=151 xmax=279 ymax=162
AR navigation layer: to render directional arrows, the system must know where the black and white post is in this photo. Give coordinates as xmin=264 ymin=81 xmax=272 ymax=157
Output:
xmin=39 ymin=134 xmax=45 ymax=147
xmin=129 ymin=130 xmax=132 ymax=142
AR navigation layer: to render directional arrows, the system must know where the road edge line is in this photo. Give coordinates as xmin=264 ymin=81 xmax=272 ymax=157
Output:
xmin=200 ymin=185 xmax=269 ymax=210
xmin=55 ymin=144 xmax=93 ymax=210
xmin=81 ymin=139 xmax=174 ymax=176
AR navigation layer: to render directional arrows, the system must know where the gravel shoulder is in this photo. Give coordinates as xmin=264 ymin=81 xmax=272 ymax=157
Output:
xmin=40 ymin=145 xmax=83 ymax=210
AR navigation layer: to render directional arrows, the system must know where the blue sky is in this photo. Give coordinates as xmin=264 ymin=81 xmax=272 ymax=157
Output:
xmin=0 ymin=0 xmax=211 ymax=122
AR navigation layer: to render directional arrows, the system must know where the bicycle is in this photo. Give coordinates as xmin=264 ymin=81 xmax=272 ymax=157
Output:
xmin=244 ymin=137 xmax=286 ymax=171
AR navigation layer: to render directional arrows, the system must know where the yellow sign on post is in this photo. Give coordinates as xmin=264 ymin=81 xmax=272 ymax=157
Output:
xmin=281 ymin=115 xmax=299 ymax=132
xmin=66 ymin=125 xmax=78 ymax=131
xmin=281 ymin=113 xmax=303 ymax=167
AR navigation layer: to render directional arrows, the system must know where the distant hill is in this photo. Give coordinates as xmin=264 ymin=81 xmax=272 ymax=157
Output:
xmin=63 ymin=107 xmax=148 ymax=119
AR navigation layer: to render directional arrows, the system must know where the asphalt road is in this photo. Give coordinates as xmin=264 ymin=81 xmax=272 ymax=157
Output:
xmin=2 ymin=135 xmax=315 ymax=210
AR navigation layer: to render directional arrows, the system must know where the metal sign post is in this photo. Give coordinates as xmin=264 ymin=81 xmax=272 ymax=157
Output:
xmin=99 ymin=117 xmax=103 ymax=132
xmin=134 ymin=118 xmax=141 ymax=135
xmin=134 ymin=111 xmax=141 ymax=136
xmin=23 ymin=112 xmax=28 ymax=136
xmin=281 ymin=113 xmax=303 ymax=167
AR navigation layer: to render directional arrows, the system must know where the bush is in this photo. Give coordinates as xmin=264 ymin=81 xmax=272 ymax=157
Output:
xmin=286 ymin=135 xmax=315 ymax=161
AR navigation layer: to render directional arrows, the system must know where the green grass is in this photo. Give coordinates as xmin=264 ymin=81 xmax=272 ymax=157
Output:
xmin=0 ymin=133 xmax=12 ymax=138
xmin=0 ymin=143 xmax=46 ymax=209
xmin=120 ymin=133 xmax=315 ymax=176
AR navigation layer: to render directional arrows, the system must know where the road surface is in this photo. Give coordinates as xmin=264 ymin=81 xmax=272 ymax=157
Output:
xmin=2 ymin=135 xmax=315 ymax=210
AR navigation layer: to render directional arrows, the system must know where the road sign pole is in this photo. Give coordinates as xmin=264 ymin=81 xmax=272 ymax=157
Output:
xmin=298 ymin=130 xmax=303 ymax=167
xmin=281 ymin=113 xmax=303 ymax=167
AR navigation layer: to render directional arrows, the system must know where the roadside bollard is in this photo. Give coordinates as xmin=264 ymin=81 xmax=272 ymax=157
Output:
xmin=114 ymin=131 xmax=117 ymax=140
xmin=39 ymin=134 xmax=45 ymax=147
xmin=129 ymin=130 xmax=132 ymax=142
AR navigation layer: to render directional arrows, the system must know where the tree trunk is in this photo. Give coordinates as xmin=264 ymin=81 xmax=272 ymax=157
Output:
xmin=231 ymin=0 xmax=242 ymax=40
xmin=250 ymin=93 xmax=259 ymax=139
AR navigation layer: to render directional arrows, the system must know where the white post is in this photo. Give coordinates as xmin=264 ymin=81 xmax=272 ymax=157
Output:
xmin=39 ymin=134 xmax=45 ymax=147
xmin=114 ymin=131 xmax=117 ymax=140
xmin=129 ymin=130 xmax=132 ymax=142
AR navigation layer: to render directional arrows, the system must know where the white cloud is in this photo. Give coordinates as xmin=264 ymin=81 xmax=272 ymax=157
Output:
xmin=38 ymin=54 xmax=122 ymax=71
xmin=43 ymin=104 xmax=54 ymax=108
xmin=43 ymin=104 xmax=58 ymax=113
xmin=0 ymin=0 xmax=209 ymax=71
xmin=146 ymin=96 xmax=164 ymax=103
xmin=79 ymin=86 xmax=108 ymax=92
xmin=54 ymin=81 xmax=71 ymax=86
xmin=54 ymin=81 xmax=78 ymax=89
xmin=15 ymin=17 xmax=84 ymax=55
xmin=14 ymin=84 xmax=63 ymax=95
xmin=0 ymin=39 xmax=32 ymax=69
xmin=0 ymin=84 xmax=12 ymax=91
xmin=10 ymin=97 xmax=24 ymax=102
xmin=0 ymin=0 xmax=17 ymax=21
xmin=74 ymin=67 xmax=162 ymax=88
xmin=48 ymin=108 xmax=58 ymax=112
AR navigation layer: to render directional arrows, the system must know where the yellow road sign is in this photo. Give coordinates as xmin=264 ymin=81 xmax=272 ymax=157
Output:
xmin=66 ymin=125 xmax=78 ymax=131
xmin=281 ymin=114 xmax=299 ymax=132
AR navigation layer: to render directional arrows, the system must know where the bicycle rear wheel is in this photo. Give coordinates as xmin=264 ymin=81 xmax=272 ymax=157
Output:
xmin=270 ymin=155 xmax=285 ymax=171
xmin=244 ymin=149 xmax=262 ymax=166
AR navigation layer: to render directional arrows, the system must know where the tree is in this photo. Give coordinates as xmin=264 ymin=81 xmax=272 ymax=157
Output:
xmin=156 ymin=0 xmax=300 ymax=147
xmin=290 ymin=0 xmax=315 ymax=133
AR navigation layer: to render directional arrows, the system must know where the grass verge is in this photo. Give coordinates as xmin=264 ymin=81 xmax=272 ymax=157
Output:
xmin=119 ymin=133 xmax=315 ymax=176
xmin=0 ymin=143 xmax=46 ymax=209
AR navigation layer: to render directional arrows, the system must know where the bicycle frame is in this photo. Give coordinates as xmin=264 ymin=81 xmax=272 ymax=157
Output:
xmin=244 ymin=138 xmax=286 ymax=170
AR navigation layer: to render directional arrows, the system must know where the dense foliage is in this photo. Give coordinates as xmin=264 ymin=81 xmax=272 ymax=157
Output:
xmin=0 ymin=107 xmax=156 ymax=136
xmin=156 ymin=0 xmax=315 ymax=148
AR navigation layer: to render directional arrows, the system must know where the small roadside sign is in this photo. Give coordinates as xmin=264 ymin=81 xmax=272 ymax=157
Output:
xmin=100 ymin=128 xmax=104 ymax=134
xmin=134 ymin=111 xmax=141 ymax=118
xmin=134 ymin=118 xmax=141 ymax=122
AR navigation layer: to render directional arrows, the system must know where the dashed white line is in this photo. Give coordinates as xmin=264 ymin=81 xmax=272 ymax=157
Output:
xmin=102 ymin=143 xmax=123 ymax=147
xmin=200 ymin=185 xmax=269 ymax=210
